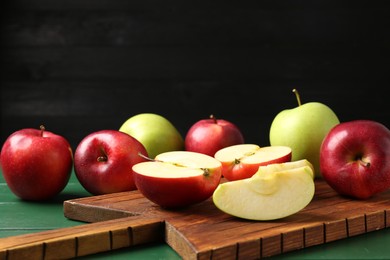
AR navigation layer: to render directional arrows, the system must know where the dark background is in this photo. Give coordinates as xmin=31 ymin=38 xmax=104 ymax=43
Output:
xmin=1 ymin=0 xmax=389 ymax=151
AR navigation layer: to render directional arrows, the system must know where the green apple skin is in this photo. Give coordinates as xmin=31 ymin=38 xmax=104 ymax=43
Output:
xmin=269 ymin=102 xmax=339 ymax=178
xmin=119 ymin=113 xmax=184 ymax=158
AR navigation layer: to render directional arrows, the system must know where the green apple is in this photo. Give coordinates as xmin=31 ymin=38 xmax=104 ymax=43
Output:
xmin=212 ymin=159 xmax=315 ymax=221
xmin=269 ymin=89 xmax=339 ymax=178
xmin=119 ymin=113 xmax=184 ymax=158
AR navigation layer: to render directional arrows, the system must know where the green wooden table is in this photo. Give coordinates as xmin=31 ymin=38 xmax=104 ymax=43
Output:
xmin=1 ymin=169 xmax=390 ymax=259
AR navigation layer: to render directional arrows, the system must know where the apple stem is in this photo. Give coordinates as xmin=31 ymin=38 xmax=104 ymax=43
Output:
xmin=359 ymin=160 xmax=371 ymax=168
xmin=138 ymin=152 xmax=157 ymax=162
xmin=97 ymin=156 xmax=107 ymax=162
xmin=210 ymin=114 xmax=217 ymax=124
xmin=202 ymin=168 xmax=210 ymax=177
xmin=97 ymin=146 xmax=108 ymax=162
xmin=292 ymin=89 xmax=302 ymax=106
xmin=138 ymin=152 xmax=183 ymax=165
xmin=40 ymin=125 xmax=45 ymax=137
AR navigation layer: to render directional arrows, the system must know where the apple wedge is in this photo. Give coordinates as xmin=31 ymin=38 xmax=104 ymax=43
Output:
xmin=252 ymin=159 xmax=315 ymax=179
xmin=214 ymin=144 xmax=292 ymax=181
xmin=133 ymin=151 xmax=222 ymax=208
xmin=212 ymin=159 xmax=315 ymax=220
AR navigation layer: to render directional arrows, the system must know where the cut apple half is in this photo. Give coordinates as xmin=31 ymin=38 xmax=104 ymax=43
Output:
xmin=214 ymin=144 xmax=292 ymax=181
xmin=133 ymin=151 xmax=222 ymax=208
xmin=212 ymin=159 xmax=315 ymax=221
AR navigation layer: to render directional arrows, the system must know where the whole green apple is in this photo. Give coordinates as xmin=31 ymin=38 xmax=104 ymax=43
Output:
xmin=269 ymin=89 xmax=339 ymax=178
xmin=119 ymin=113 xmax=184 ymax=158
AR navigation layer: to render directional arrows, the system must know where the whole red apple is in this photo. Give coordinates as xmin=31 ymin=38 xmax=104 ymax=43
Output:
xmin=320 ymin=120 xmax=390 ymax=199
xmin=74 ymin=130 xmax=148 ymax=195
xmin=185 ymin=115 xmax=245 ymax=157
xmin=0 ymin=126 xmax=73 ymax=201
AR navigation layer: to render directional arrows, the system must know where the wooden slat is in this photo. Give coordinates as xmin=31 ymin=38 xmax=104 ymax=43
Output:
xmin=4 ymin=8 xmax=385 ymax=47
xmin=3 ymin=47 xmax=376 ymax=82
xmin=4 ymin=1 xmax=380 ymax=11
xmin=0 ymin=217 xmax=164 ymax=259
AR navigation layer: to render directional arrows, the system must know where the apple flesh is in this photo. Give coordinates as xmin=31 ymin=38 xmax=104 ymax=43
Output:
xmin=252 ymin=159 xmax=315 ymax=179
xmin=119 ymin=113 xmax=184 ymax=158
xmin=132 ymin=151 xmax=222 ymax=208
xmin=185 ymin=115 xmax=245 ymax=157
xmin=269 ymin=89 xmax=340 ymax=178
xmin=0 ymin=126 xmax=73 ymax=201
xmin=213 ymin=159 xmax=315 ymax=220
xmin=74 ymin=130 xmax=148 ymax=195
xmin=214 ymin=144 xmax=292 ymax=181
xmin=320 ymin=120 xmax=390 ymax=199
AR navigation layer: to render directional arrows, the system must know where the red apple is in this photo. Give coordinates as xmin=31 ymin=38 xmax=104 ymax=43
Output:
xmin=74 ymin=130 xmax=148 ymax=195
xmin=185 ymin=115 xmax=245 ymax=157
xmin=132 ymin=151 xmax=222 ymax=208
xmin=320 ymin=120 xmax=390 ymax=199
xmin=0 ymin=126 xmax=73 ymax=201
xmin=214 ymin=144 xmax=292 ymax=181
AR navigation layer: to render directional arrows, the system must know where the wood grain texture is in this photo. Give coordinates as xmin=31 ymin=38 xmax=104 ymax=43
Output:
xmin=0 ymin=216 xmax=164 ymax=259
xmin=1 ymin=180 xmax=389 ymax=259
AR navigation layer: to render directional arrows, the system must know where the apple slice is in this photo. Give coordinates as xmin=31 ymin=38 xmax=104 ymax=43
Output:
xmin=212 ymin=160 xmax=315 ymax=220
xmin=253 ymin=159 xmax=315 ymax=179
xmin=132 ymin=151 xmax=222 ymax=208
xmin=214 ymin=144 xmax=292 ymax=181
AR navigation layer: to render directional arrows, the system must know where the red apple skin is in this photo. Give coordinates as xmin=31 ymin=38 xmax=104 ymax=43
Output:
xmin=222 ymin=152 xmax=292 ymax=181
xmin=320 ymin=120 xmax=390 ymax=199
xmin=0 ymin=127 xmax=73 ymax=201
xmin=74 ymin=130 xmax=148 ymax=195
xmin=133 ymin=169 xmax=222 ymax=208
xmin=185 ymin=116 xmax=245 ymax=157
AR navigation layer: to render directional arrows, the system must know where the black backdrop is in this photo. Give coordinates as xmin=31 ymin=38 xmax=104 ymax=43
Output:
xmin=1 ymin=1 xmax=389 ymax=151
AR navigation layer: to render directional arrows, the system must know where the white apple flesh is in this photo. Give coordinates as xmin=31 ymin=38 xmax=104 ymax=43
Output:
xmin=214 ymin=144 xmax=292 ymax=181
xmin=320 ymin=120 xmax=390 ymax=199
xmin=253 ymin=159 xmax=315 ymax=179
xmin=213 ymin=160 xmax=315 ymax=220
xmin=133 ymin=151 xmax=222 ymax=208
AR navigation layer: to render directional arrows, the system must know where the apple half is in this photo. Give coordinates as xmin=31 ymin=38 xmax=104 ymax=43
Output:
xmin=212 ymin=159 xmax=315 ymax=221
xmin=214 ymin=144 xmax=292 ymax=181
xmin=133 ymin=151 xmax=222 ymax=208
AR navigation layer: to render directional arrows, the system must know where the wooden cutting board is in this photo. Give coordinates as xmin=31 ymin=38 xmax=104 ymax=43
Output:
xmin=1 ymin=179 xmax=390 ymax=260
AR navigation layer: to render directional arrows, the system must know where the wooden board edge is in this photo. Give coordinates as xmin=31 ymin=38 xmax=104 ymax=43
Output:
xmin=64 ymin=199 xmax=138 ymax=223
xmin=165 ymin=221 xmax=202 ymax=260
xmin=0 ymin=216 xmax=164 ymax=260
xmin=173 ymin=209 xmax=390 ymax=259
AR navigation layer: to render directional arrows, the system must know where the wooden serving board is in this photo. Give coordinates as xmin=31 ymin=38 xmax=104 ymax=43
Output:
xmin=1 ymin=180 xmax=390 ymax=260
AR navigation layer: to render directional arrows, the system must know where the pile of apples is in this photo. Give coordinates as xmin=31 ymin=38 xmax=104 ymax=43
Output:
xmin=1 ymin=89 xmax=389 ymax=222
